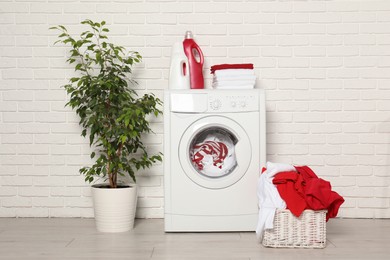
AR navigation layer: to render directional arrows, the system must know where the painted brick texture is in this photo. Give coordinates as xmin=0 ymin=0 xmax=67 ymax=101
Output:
xmin=1 ymin=0 xmax=390 ymax=219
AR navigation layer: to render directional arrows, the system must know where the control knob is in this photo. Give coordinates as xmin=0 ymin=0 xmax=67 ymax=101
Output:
xmin=210 ymin=99 xmax=222 ymax=110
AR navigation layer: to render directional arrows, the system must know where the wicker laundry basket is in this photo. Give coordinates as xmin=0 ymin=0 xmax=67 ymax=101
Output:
xmin=262 ymin=209 xmax=327 ymax=249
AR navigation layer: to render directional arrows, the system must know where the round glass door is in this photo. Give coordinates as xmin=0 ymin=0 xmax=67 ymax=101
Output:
xmin=179 ymin=116 xmax=252 ymax=189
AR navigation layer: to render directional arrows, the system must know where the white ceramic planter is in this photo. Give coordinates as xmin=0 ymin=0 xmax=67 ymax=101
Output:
xmin=91 ymin=184 xmax=137 ymax=232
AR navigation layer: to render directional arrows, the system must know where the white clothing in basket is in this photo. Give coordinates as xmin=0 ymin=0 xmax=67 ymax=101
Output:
xmin=256 ymin=162 xmax=295 ymax=241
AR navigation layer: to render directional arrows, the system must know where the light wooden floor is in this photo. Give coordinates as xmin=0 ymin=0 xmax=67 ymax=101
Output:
xmin=0 ymin=218 xmax=389 ymax=259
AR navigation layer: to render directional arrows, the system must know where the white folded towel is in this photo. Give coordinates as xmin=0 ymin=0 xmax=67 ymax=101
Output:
xmin=212 ymin=68 xmax=257 ymax=89
xmin=213 ymin=74 xmax=257 ymax=82
xmin=212 ymin=80 xmax=255 ymax=86
xmin=212 ymin=84 xmax=254 ymax=89
xmin=212 ymin=81 xmax=255 ymax=88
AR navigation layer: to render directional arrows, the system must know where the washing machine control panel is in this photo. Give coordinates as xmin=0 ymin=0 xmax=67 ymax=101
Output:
xmin=208 ymin=93 xmax=259 ymax=112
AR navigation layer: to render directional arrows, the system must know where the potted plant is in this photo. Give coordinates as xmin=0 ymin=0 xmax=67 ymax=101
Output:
xmin=51 ymin=20 xmax=162 ymax=232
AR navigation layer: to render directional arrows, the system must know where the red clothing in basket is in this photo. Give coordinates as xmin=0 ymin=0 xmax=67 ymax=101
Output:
xmin=272 ymin=166 xmax=344 ymax=221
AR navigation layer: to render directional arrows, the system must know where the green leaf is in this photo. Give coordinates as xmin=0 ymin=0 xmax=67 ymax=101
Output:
xmin=124 ymin=117 xmax=130 ymax=127
xmin=75 ymin=63 xmax=83 ymax=71
xmin=70 ymin=77 xmax=79 ymax=83
xmin=89 ymin=134 xmax=94 ymax=145
xmin=96 ymin=52 xmax=101 ymax=62
xmin=58 ymin=25 xmax=67 ymax=31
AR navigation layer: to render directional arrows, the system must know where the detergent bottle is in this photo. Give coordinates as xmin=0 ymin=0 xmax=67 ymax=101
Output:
xmin=168 ymin=42 xmax=190 ymax=90
xmin=183 ymin=31 xmax=204 ymax=89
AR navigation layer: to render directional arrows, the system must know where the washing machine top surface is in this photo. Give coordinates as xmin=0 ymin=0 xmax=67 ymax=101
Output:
xmin=168 ymin=89 xmax=260 ymax=113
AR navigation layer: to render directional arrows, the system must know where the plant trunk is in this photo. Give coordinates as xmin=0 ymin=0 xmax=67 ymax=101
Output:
xmin=107 ymin=163 xmax=116 ymax=188
xmin=108 ymin=143 xmax=123 ymax=189
xmin=113 ymin=171 xmax=117 ymax=188
xmin=108 ymin=174 xmax=116 ymax=188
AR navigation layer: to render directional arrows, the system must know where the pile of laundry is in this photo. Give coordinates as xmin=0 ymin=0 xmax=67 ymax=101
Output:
xmin=190 ymin=133 xmax=237 ymax=178
xmin=256 ymin=162 xmax=345 ymax=241
xmin=192 ymin=140 xmax=228 ymax=170
xmin=210 ymin=63 xmax=256 ymax=89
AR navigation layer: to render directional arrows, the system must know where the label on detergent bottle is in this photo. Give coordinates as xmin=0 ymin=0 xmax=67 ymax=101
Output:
xmin=183 ymin=31 xmax=204 ymax=89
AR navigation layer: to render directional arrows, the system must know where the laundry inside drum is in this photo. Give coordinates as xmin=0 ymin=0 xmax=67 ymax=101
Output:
xmin=189 ymin=126 xmax=238 ymax=178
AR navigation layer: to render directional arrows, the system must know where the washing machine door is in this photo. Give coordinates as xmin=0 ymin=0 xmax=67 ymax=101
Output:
xmin=179 ymin=115 xmax=251 ymax=189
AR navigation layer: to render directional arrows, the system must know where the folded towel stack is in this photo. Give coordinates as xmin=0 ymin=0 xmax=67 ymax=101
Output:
xmin=210 ymin=63 xmax=256 ymax=89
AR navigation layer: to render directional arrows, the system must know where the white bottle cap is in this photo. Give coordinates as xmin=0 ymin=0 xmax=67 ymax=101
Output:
xmin=184 ymin=31 xmax=193 ymax=39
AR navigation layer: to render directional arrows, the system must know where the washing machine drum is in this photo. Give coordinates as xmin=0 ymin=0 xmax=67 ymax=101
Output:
xmin=179 ymin=116 xmax=252 ymax=189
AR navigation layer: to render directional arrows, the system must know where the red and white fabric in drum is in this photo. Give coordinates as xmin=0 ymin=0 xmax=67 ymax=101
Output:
xmin=192 ymin=141 xmax=228 ymax=170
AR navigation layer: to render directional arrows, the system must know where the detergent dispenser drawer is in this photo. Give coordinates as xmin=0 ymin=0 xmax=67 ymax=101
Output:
xmin=170 ymin=93 xmax=208 ymax=113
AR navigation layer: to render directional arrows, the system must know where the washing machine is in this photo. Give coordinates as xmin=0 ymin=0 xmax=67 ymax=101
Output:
xmin=164 ymin=89 xmax=266 ymax=232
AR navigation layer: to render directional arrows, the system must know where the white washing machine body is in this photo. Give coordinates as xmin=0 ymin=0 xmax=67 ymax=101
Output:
xmin=164 ymin=89 xmax=266 ymax=232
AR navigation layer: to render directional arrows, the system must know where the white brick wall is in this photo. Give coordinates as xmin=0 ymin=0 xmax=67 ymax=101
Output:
xmin=1 ymin=0 xmax=390 ymax=219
